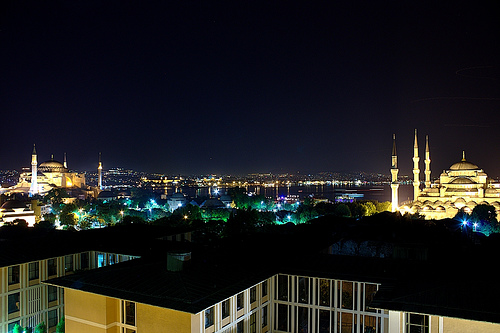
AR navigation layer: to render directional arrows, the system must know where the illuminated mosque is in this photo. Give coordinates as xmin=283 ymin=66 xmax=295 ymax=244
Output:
xmin=1 ymin=145 xmax=103 ymax=199
xmin=391 ymin=130 xmax=500 ymax=219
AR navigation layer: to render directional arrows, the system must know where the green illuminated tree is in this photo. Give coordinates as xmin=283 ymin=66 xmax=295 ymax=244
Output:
xmin=471 ymin=204 xmax=500 ymax=235
xmin=13 ymin=324 xmax=24 ymax=333
xmin=34 ymin=322 xmax=47 ymax=333
xmin=55 ymin=317 xmax=65 ymax=333
xmin=59 ymin=203 xmax=78 ymax=227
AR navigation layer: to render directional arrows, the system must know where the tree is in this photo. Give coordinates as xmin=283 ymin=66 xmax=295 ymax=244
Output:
xmin=34 ymin=322 xmax=47 ymax=333
xmin=55 ymin=317 xmax=65 ymax=333
xmin=13 ymin=324 xmax=24 ymax=333
xmin=334 ymin=203 xmax=351 ymax=217
xmin=59 ymin=203 xmax=78 ymax=227
xmin=470 ymin=204 xmax=500 ymax=236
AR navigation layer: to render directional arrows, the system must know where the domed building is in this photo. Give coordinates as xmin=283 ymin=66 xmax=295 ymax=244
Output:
xmin=2 ymin=145 xmax=96 ymax=198
xmin=392 ymin=132 xmax=500 ymax=219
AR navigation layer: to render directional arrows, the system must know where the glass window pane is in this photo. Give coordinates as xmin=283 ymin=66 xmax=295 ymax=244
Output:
xmin=342 ymin=282 xmax=354 ymax=309
xmin=205 ymin=307 xmax=214 ymax=328
xmin=297 ymin=306 xmax=309 ymax=333
xmin=318 ymin=310 xmax=330 ymax=333
xmin=341 ymin=312 xmax=353 ymax=333
xmin=278 ymin=275 xmax=288 ymax=301
xmin=277 ymin=304 xmax=288 ymax=331
xmin=319 ymin=279 xmax=330 ymax=306
xmin=8 ymin=293 xmax=20 ymax=313
xmin=298 ymin=277 xmax=309 ymax=304
xmin=237 ymin=292 xmax=244 ymax=310
xmin=365 ymin=284 xmax=378 ymax=312
xmin=364 ymin=315 xmax=377 ymax=333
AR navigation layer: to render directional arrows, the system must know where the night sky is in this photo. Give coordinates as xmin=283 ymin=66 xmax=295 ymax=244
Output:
xmin=1 ymin=1 xmax=499 ymax=176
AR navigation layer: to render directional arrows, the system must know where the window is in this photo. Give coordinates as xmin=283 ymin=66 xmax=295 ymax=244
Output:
xmin=47 ymin=258 xmax=57 ymax=276
xmin=250 ymin=286 xmax=257 ymax=304
xmin=319 ymin=279 xmax=330 ymax=306
xmin=297 ymin=306 xmax=309 ymax=333
xmin=48 ymin=285 xmax=58 ymax=303
xmin=205 ymin=307 xmax=214 ymax=328
xmin=8 ymin=293 xmax=20 ymax=314
xmin=29 ymin=262 xmax=40 ymax=280
xmin=65 ymin=255 xmax=74 ymax=272
xmin=81 ymin=252 xmax=89 ymax=270
xmin=249 ymin=313 xmax=256 ymax=333
xmin=262 ymin=305 xmax=268 ymax=327
xmin=318 ymin=309 xmax=330 ymax=333
xmin=109 ymin=254 xmax=117 ymax=265
xmin=297 ymin=277 xmax=309 ymax=304
xmin=277 ymin=274 xmax=288 ymax=301
xmin=342 ymin=281 xmax=354 ymax=309
xmin=236 ymin=321 xmax=244 ymax=333
xmin=277 ymin=304 xmax=289 ymax=331
xmin=365 ymin=284 xmax=378 ymax=312
xmin=237 ymin=292 xmax=244 ymax=311
xmin=98 ymin=253 xmax=106 ymax=268
xmin=406 ymin=313 xmax=429 ymax=333
xmin=262 ymin=280 xmax=268 ymax=297
xmin=8 ymin=322 xmax=20 ymax=332
xmin=8 ymin=265 xmax=20 ymax=285
xmin=48 ymin=309 xmax=58 ymax=328
xmin=363 ymin=315 xmax=377 ymax=333
xmin=122 ymin=301 xmax=136 ymax=326
xmin=222 ymin=299 xmax=230 ymax=319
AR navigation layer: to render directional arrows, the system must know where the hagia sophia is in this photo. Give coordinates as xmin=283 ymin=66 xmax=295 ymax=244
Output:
xmin=0 ymin=145 xmax=102 ymax=198
xmin=392 ymin=130 xmax=500 ymax=219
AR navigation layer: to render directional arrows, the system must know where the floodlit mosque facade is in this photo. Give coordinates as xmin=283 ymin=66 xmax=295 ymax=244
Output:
xmin=391 ymin=130 xmax=500 ymax=219
xmin=0 ymin=145 xmax=103 ymax=198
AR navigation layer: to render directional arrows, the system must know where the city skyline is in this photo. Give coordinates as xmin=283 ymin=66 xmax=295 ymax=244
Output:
xmin=1 ymin=1 xmax=499 ymax=175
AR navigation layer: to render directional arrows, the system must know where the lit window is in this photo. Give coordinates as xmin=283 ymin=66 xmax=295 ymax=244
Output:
xmin=97 ymin=253 xmax=106 ymax=268
xmin=8 ymin=293 xmax=20 ymax=314
xmin=205 ymin=307 xmax=214 ymax=328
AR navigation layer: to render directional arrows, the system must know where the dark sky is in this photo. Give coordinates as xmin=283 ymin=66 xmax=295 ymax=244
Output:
xmin=1 ymin=1 xmax=499 ymax=176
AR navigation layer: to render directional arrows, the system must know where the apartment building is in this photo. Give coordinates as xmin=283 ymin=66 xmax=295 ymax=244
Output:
xmin=1 ymin=249 xmax=139 ymax=333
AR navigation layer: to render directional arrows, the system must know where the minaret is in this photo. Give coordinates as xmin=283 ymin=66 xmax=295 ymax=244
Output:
xmin=29 ymin=145 xmax=38 ymax=196
xmin=98 ymin=152 xmax=103 ymax=190
xmin=424 ymin=135 xmax=431 ymax=189
xmin=390 ymin=134 xmax=399 ymax=212
xmin=412 ymin=129 xmax=420 ymax=200
xmin=63 ymin=152 xmax=67 ymax=169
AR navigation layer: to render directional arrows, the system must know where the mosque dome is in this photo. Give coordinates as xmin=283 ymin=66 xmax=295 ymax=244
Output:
xmin=39 ymin=158 xmax=68 ymax=173
xmin=449 ymin=152 xmax=479 ymax=170
xmin=450 ymin=177 xmax=476 ymax=184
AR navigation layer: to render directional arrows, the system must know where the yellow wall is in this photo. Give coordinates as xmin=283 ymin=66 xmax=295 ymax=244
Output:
xmin=65 ymin=289 xmax=121 ymax=332
xmin=136 ymin=303 xmax=191 ymax=333
xmin=443 ymin=316 xmax=500 ymax=333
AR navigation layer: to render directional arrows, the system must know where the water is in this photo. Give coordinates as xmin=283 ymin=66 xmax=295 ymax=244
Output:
xmin=167 ymin=184 xmax=414 ymax=203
